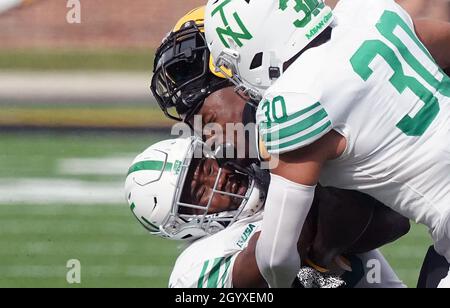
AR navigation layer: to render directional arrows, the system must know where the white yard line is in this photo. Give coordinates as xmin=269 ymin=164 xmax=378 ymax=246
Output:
xmin=0 ymin=178 xmax=125 ymax=205
xmin=0 ymin=71 xmax=151 ymax=103
xmin=384 ymin=247 xmax=429 ymax=259
xmin=57 ymin=157 xmax=133 ymax=176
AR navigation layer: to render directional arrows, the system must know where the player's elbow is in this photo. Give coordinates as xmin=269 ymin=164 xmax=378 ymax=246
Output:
xmin=266 ymin=255 xmax=300 ymax=287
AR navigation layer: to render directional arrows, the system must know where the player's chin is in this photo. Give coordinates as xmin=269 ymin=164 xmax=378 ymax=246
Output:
xmin=230 ymin=174 xmax=249 ymax=195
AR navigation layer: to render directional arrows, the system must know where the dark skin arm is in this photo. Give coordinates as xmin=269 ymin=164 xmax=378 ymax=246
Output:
xmin=233 ymin=232 xmax=267 ymax=288
xmin=232 ymin=193 xmax=410 ymax=288
xmin=414 ymin=18 xmax=450 ymax=71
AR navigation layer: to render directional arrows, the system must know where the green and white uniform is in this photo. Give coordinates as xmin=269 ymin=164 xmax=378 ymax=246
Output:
xmin=169 ymin=212 xmax=262 ymax=288
xmin=257 ymin=0 xmax=450 ymax=259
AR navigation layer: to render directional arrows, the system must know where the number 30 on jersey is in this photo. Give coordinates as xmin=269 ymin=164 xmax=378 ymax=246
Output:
xmin=351 ymin=11 xmax=449 ymax=137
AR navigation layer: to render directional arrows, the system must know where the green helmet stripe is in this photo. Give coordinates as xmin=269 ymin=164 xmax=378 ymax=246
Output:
xmin=127 ymin=160 xmax=173 ymax=176
xmin=207 ymin=257 xmax=223 ymax=288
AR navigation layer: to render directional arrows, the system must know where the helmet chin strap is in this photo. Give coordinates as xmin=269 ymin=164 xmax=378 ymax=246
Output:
xmin=235 ymin=184 xmax=265 ymax=221
xmin=214 ymin=50 xmax=263 ymax=101
xmin=242 ymin=101 xmax=257 ymax=126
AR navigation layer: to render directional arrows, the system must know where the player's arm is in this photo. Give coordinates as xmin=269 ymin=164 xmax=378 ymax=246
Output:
xmin=413 ymin=18 xmax=450 ymax=71
xmin=254 ymin=131 xmax=343 ymax=287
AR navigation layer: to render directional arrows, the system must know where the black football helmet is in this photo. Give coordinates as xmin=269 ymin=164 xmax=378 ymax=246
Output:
xmin=151 ymin=7 xmax=231 ymax=122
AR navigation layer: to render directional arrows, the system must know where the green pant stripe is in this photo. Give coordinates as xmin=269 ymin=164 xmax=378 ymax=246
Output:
xmin=262 ymin=102 xmax=321 ymax=129
xmin=207 ymin=257 xmax=223 ymax=288
xmin=268 ymin=121 xmax=332 ymax=151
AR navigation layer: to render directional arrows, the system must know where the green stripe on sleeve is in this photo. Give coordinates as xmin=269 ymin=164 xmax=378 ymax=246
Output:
xmin=127 ymin=160 xmax=173 ymax=176
xmin=263 ymin=108 xmax=329 ymax=143
xmin=263 ymin=102 xmax=321 ymax=128
xmin=207 ymin=258 xmax=223 ymax=288
xmin=267 ymin=121 xmax=332 ymax=152
xmin=198 ymin=260 xmax=210 ymax=288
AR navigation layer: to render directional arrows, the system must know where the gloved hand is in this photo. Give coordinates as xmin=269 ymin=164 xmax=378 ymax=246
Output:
xmin=296 ymin=266 xmax=346 ymax=288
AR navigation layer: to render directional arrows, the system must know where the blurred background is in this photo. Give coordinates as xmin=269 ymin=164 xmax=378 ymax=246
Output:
xmin=0 ymin=0 xmax=448 ymax=288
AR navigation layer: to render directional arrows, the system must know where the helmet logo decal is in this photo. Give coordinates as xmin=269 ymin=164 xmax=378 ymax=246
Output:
xmin=279 ymin=0 xmax=325 ymax=28
xmin=236 ymin=223 xmax=257 ymax=248
xmin=141 ymin=216 xmax=160 ymax=232
xmin=127 ymin=160 xmax=173 ymax=176
xmin=211 ymin=0 xmax=253 ymax=48
xmin=173 ymin=160 xmax=182 ymax=175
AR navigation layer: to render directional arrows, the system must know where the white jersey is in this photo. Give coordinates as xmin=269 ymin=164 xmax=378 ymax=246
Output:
xmin=168 ymin=211 xmax=404 ymax=288
xmin=257 ymin=0 xmax=450 ymax=259
xmin=169 ymin=212 xmax=262 ymax=288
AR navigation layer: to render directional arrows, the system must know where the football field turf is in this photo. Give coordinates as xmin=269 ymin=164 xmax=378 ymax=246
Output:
xmin=0 ymin=131 xmax=431 ymax=288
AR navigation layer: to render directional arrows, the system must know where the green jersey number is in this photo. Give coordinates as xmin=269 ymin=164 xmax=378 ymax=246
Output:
xmin=261 ymin=96 xmax=288 ymax=123
xmin=350 ymin=11 xmax=449 ymax=137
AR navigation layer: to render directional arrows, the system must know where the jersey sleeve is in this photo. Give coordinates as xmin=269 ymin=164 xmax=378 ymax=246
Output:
xmin=256 ymin=92 xmax=333 ymax=155
xmin=169 ymin=254 xmax=238 ymax=288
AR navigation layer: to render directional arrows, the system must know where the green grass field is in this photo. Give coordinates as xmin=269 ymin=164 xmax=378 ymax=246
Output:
xmin=0 ymin=131 xmax=180 ymax=287
xmin=0 ymin=131 xmax=432 ymax=288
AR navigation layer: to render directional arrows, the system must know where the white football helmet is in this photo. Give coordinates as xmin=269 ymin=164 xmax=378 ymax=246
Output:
xmin=125 ymin=136 xmax=265 ymax=241
xmin=205 ymin=0 xmax=334 ymax=97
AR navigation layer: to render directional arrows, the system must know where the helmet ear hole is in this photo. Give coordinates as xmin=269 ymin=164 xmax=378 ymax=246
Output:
xmin=250 ymin=52 xmax=263 ymax=70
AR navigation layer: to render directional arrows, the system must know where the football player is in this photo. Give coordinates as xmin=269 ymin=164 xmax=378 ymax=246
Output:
xmin=125 ymin=136 xmax=406 ymax=288
xmin=150 ymin=6 xmax=411 ymax=271
xmin=204 ymin=0 xmax=450 ymax=287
